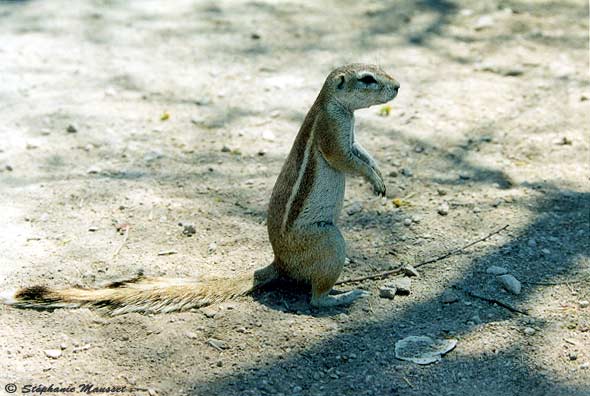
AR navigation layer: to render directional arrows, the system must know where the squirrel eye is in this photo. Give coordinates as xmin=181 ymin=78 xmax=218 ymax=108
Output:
xmin=358 ymin=75 xmax=377 ymax=85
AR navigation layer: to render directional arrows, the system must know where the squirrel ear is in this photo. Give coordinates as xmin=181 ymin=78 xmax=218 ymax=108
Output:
xmin=336 ymin=74 xmax=345 ymax=89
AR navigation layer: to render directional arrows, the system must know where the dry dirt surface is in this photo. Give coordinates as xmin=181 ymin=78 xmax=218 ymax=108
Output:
xmin=1 ymin=0 xmax=589 ymax=395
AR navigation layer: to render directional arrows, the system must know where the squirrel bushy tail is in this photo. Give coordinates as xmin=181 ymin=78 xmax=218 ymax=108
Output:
xmin=0 ymin=264 xmax=278 ymax=315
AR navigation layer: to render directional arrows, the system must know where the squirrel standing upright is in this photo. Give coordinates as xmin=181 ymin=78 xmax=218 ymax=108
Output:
xmin=1 ymin=64 xmax=400 ymax=314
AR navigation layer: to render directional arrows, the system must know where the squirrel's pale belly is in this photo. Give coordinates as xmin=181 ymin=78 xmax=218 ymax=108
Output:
xmin=293 ymin=154 xmax=345 ymax=228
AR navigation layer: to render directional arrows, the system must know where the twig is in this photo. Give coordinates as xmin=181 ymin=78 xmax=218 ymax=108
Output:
xmin=336 ymin=224 xmax=509 ymax=285
xmin=112 ymin=225 xmax=130 ymax=258
xmin=454 ymin=286 xmax=528 ymax=315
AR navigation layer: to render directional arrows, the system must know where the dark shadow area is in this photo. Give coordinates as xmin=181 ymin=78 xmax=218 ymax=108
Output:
xmin=187 ymin=186 xmax=589 ymax=395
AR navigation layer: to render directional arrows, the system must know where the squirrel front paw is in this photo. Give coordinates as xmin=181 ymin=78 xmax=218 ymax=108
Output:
xmin=371 ymin=172 xmax=386 ymax=197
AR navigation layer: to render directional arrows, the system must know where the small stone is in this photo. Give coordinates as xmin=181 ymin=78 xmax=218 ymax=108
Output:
xmin=403 ymin=218 xmax=412 ymax=227
xmin=441 ymin=290 xmax=459 ymax=304
xmin=388 ymin=170 xmax=398 ymax=177
xmin=486 ymin=266 xmax=508 ymax=275
xmin=527 ymin=239 xmax=537 ymax=247
xmin=580 ymin=362 xmax=589 ymax=369
xmin=293 ymin=386 xmax=302 ymax=393
xmin=66 ymin=124 xmax=78 ymax=133
xmin=59 ymin=343 xmax=67 ymax=350
xmin=182 ymin=223 xmax=196 ymax=237
xmin=437 ymin=188 xmax=447 ymax=196
xmin=437 ymin=203 xmax=449 ymax=216
xmin=579 ymin=300 xmax=589 ymax=308
xmin=262 ymin=130 xmax=275 ymax=141
xmin=221 ymin=146 xmax=231 ymax=152
xmin=208 ymin=242 xmax=217 ymax=253
xmin=459 ymin=173 xmax=471 ymax=180
xmin=200 ymin=306 xmax=218 ymax=318
xmin=87 ymin=166 xmax=101 ymax=174
xmin=379 ymin=286 xmax=396 ymax=299
xmin=251 ymin=33 xmax=261 ymax=40
xmin=402 ymin=265 xmax=419 ymax=277
xmin=44 ymin=349 xmax=62 ymax=359
xmin=147 ymin=388 xmax=157 ymax=396
xmin=388 ymin=278 xmax=411 ymax=295
xmin=185 ymin=332 xmax=199 ymax=339
xmin=157 ymin=249 xmax=177 ymax=256
xmin=400 ymin=168 xmax=413 ymax=177
xmin=474 ymin=15 xmax=494 ymax=30
xmin=346 ymin=202 xmax=363 ymax=216
xmin=568 ymin=352 xmax=578 ymax=361
xmin=88 ymin=226 xmax=98 ymax=232
xmin=498 ymin=274 xmax=522 ymax=295
xmin=207 ymin=338 xmax=228 ymax=350
xmin=411 ymin=215 xmax=421 ymax=223
xmin=414 ymin=146 xmax=424 ymax=153
xmin=523 ymin=327 xmax=536 ymax=336
xmin=541 ymin=248 xmax=551 ymax=255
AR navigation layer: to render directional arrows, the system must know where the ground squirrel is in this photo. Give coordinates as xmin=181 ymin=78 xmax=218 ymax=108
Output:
xmin=1 ymin=64 xmax=399 ymax=314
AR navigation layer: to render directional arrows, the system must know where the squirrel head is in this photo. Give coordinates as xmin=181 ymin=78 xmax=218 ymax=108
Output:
xmin=324 ymin=64 xmax=400 ymax=111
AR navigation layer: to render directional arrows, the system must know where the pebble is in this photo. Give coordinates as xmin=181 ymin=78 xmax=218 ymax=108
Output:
xmin=486 ymin=265 xmax=508 ymax=275
xmin=459 ymin=173 xmax=471 ymax=180
xmin=147 ymin=388 xmax=157 ymax=396
xmin=568 ymin=352 xmax=578 ymax=361
xmin=523 ymin=327 xmax=536 ymax=336
xmin=437 ymin=203 xmax=449 ymax=216
xmin=207 ymin=338 xmax=228 ymax=350
xmin=402 ymin=265 xmax=420 ymax=277
xmin=388 ymin=278 xmax=411 ymax=295
xmin=181 ymin=223 xmax=196 ymax=237
xmin=88 ymin=226 xmax=98 ymax=232
xmin=44 ymin=349 xmax=62 ymax=359
xmin=579 ymin=300 xmax=589 ymax=308
xmin=208 ymin=242 xmax=217 ymax=253
xmin=144 ymin=150 xmax=164 ymax=163
xmin=221 ymin=145 xmax=231 ymax=152
xmin=400 ymin=168 xmax=413 ymax=177
xmin=87 ymin=166 xmax=101 ymax=174
xmin=541 ymin=248 xmax=551 ymax=255
xmin=185 ymin=332 xmax=199 ymax=339
xmin=379 ymin=286 xmax=396 ymax=300
xmin=411 ymin=215 xmax=421 ymax=223
xmin=293 ymin=386 xmax=303 ymax=393
xmin=346 ymin=202 xmax=363 ymax=216
xmin=437 ymin=188 xmax=447 ymax=196
xmin=580 ymin=362 xmax=589 ymax=370
xmin=474 ymin=15 xmax=494 ymax=30
xmin=527 ymin=239 xmax=537 ymax=248
xmin=157 ymin=249 xmax=177 ymax=256
xmin=403 ymin=218 xmax=412 ymax=227
xmin=441 ymin=290 xmax=459 ymax=304
xmin=200 ymin=306 xmax=218 ymax=318
xmin=388 ymin=170 xmax=398 ymax=177
xmin=498 ymin=274 xmax=522 ymax=295
xmin=66 ymin=124 xmax=78 ymax=133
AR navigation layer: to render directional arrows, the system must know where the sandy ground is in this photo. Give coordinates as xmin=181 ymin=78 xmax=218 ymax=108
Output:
xmin=0 ymin=0 xmax=589 ymax=395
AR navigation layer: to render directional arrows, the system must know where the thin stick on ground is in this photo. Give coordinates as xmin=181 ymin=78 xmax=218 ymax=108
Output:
xmin=336 ymin=224 xmax=509 ymax=285
xmin=112 ymin=225 xmax=130 ymax=259
xmin=453 ymin=286 xmax=529 ymax=315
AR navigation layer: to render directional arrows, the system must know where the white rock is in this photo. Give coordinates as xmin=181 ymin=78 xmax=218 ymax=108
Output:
xmin=579 ymin=300 xmax=589 ymax=308
xmin=486 ymin=266 xmax=508 ymax=275
xmin=437 ymin=203 xmax=449 ymax=216
xmin=498 ymin=274 xmax=522 ymax=295
xmin=474 ymin=15 xmax=494 ymax=30
xmin=403 ymin=218 xmax=412 ymax=227
xmin=402 ymin=265 xmax=420 ymax=277
xmin=44 ymin=349 xmax=62 ymax=359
